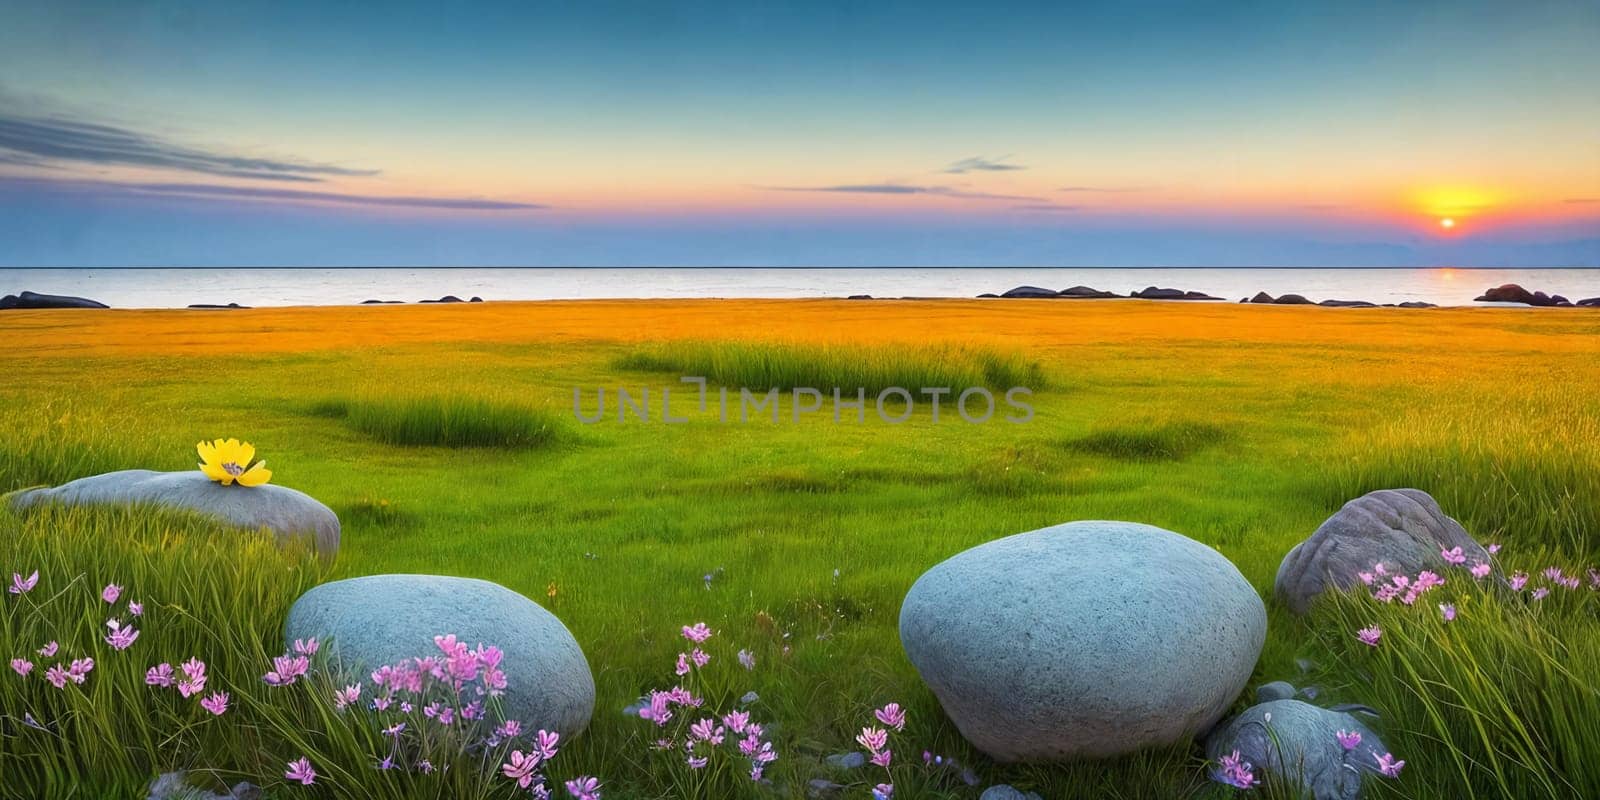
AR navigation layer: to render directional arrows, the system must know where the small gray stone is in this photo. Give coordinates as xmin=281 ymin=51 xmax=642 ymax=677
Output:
xmin=285 ymin=574 xmax=594 ymax=736
xmin=980 ymin=786 xmax=1043 ymax=800
xmin=899 ymin=520 xmax=1266 ymax=761
xmin=1275 ymin=489 xmax=1487 ymax=614
xmin=1205 ymin=698 xmax=1387 ymax=800
xmin=807 ymin=778 xmax=846 ymax=798
xmin=824 ymin=751 xmax=866 ymax=769
xmin=1257 ymin=681 xmax=1297 ymax=703
xmin=7 ymin=469 xmax=339 ymax=560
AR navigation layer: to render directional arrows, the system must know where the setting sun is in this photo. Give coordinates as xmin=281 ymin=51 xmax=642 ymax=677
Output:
xmin=1440 ymin=218 xmax=1456 ymax=229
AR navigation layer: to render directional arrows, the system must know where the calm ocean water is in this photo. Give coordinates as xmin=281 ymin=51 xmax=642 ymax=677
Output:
xmin=2 ymin=267 xmax=1597 ymax=308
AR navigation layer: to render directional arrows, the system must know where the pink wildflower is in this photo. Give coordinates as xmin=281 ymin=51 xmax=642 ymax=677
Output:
xmin=723 ymin=710 xmax=750 ymax=733
xmin=875 ymin=703 xmax=907 ymax=731
xmin=532 ymin=728 xmax=560 ymax=760
xmin=690 ymin=648 xmax=710 ymax=668
xmin=146 ymin=663 xmax=174 ymax=687
xmin=104 ymin=619 xmax=140 ymax=650
xmin=497 ymin=719 xmax=523 ymax=739
xmin=333 ymin=684 xmax=361 ymax=709
xmin=870 ymin=749 xmax=893 ymax=767
xmin=690 ymin=718 xmax=725 ymax=745
xmin=9 ymin=570 xmax=38 ymax=595
xmin=738 ymin=649 xmax=756 ymax=670
xmin=873 ymin=784 xmax=894 ymax=800
xmin=1336 ymin=729 xmax=1361 ymax=750
xmin=1440 ymin=604 xmax=1456 ymax=622
xmin=565 ymin=776 xmax=602 ymax=800
xmin=681 ymin=622 xmax=713 ymax=643
xmin=45 ymin=664 xmax=68 ymax=688
xmin=38 ymin=641 xmax=57 ymax=657
xmin=293 ymin=638 xmax=319 ymax=656
xmin=686 ymin=755 xmax=708 ymax=769
xmin=284 ymin=757 xmax=317 ymax=785
xmin=1543 ymin=567 xmax=1565 ymax=583
xmin=675 ymin=653 xmax=691 ymax=676
xmin=101 ymin=584 xmax=122 ymax=604
xmin=1470 ymin=562 xmax=1491 ymax=579
xmin=1216 ymin=749 xmax=1258 ymax=788
xmin=1532 ymin=587 xmax=1549 ymax=600
xmin=200 ymin=691 xmax=229 ymax=716
xmin=1374 ymin=752 xmax=1405 ymax=777
xmin=1357 ymin=626 xmax=1382 ymax=647
xmin=263 ymin=654 xmax=309 ymax=686
xmin=856 ymin=726 xmax=889 ymax=753
xmin=1509 ymin=571 xmax=1528 ymax=591
xmin=1357 ymin=570 xmax=1375 ymax=585
xmin=10 ymin=658 xmax=33 ymax=677
xmin=502 ymin=750 xmax=542 ymax=788
xmin=129 ymin=601 xmax=143 ymax=616
xmin=1440 ymin=547 xmax=1465 ymax=565
xmin=66 ymin=657 xmax=93 ymax=683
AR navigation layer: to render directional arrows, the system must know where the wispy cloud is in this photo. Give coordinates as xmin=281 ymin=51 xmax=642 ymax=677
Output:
xmin=0 ymin=111 xmax=378 ymax=182
xmin=1012 ymin=203 xmax=1081 ymax=212
xmin=765 ymin=183 xmax=1040 ymax=201
xmin=1057 ymin=185 xmax=1150 ymax=193
xmin=0 ymin=176 xmax=543 ymax=211
xmin=943 ymin=156 xmax=1025 ymax=174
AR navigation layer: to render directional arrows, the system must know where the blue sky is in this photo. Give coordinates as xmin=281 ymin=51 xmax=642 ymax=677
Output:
xmin=1 ymin=0 xmax=1596 ymax=266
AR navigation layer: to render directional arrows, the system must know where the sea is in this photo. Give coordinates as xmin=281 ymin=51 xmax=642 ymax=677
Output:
xmin=1 ymin=267 xmax=1596 ymax=309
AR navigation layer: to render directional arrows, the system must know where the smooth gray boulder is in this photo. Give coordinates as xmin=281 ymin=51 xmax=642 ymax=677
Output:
xmin=7 ymin=469 xmax=338 ymax=560
xmin=1205 ymin=698 xmax=1387 ymax=800
xmin=899 ymin=521 xmax=1266 ymax=762
xmin=1275 ymin=488 xmax=1486 ymax=614
xmin=285 ymin=574 xmax=594 ymax=736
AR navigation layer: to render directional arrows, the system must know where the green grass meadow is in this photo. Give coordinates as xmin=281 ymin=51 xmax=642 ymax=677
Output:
xmin=2 ymin=304 xmax=1598 ymax=799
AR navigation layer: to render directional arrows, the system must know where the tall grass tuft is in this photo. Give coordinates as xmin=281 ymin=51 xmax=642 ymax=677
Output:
xmin=1314 ymin=383 xmax=1600 ymax=557
xmin=0 ymin=505 xmax=322 ymax=795
xmin=1303 ymin=558 xmax=1600 ymax=799
xmin=614 ymin=341 xmax=1047 ymax=394
xmin=0 ymin=400 xmax=179 ymax=492
xmin=1064 ymin=419 xmax=1228 ymax=461
xmin=311 ymin=396 xmax=564 ymax=449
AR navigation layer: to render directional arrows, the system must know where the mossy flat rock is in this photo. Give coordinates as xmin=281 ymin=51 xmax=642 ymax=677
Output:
xmin=899 ymin=520 xmax=1266 ymax=762
xmin=285 ymin=574 xmax=595 ymax=737
xmin=7 ymin=469 xmax=338 ymax=560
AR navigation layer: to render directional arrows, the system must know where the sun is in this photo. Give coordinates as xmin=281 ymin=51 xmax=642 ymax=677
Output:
xmin=1439 ymin=218 xmax=1456 ymax=230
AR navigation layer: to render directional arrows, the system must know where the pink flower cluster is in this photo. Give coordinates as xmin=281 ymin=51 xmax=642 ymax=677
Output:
xmin=632 ymin=621 xmax=778 ymax=783
xmin=500 ymin=729 xmax=562 ymax=797
xmin=1215 ymin=749 xmax=1258 ymax=788
xmin=8 ymin=572 xmax=147 ymax=692
xmin=856 ymin=702 xmax=908 ymax=796
xmin=263 ymin=639 xmax=318 ymax=686
xmin=147 ymin=657 xmax=227 ymax=716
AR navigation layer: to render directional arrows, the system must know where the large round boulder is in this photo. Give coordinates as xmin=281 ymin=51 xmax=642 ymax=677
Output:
xmin=6 ymin=469 xmax=338 ymax=560
xmin=1205 ymin=697 xmax=1388 ymax=800
xmin=898 ymin=520 xmax=1266 ymax=762
xmin=285 ymin=574 xmax=594 ymax=736
xmin=1275 ymin=488 xmax=1486 ymax=614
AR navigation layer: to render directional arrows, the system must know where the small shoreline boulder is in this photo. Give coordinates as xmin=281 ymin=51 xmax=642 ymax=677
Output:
xmin=1275 ymin=488 xmax=1486 ymax=614
xmin=285 ymin=574 xmax=595 ymax=736
xmin=6 ymin=469 xmax=339 ymax=560
xmin=900 ymin=520 xmax=1265 ymax=761
xmin=1 ymin=290 xmax=110 ymax=310
xmin=999 ymin=285 xmax=1059 ymax=298
xmin=1272 ymin=293 xmax=1314 ymax=305
xmin=1130 ymin=286 xmax=1223 ymax=300
xmin=1058 ymin=285 xmax=1118 ymax=299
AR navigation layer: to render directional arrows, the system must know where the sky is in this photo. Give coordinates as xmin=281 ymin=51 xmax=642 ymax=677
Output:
xmin=0 ymin=0 xmax=1596 ymax=267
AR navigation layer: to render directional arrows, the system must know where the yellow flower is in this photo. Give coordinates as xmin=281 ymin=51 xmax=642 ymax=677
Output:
xmin=196 ymin=438 xmax=272 ymax=487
